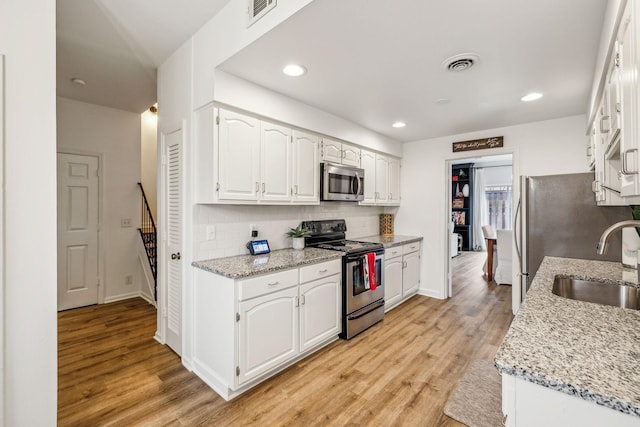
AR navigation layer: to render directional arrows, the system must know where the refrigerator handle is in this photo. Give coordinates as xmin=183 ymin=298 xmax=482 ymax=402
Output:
xmin=514 ymin=197 xmax=522 ymax=261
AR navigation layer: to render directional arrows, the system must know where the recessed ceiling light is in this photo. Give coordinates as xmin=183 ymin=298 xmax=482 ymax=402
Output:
xmin=521 ymin=92 xmax=543 ymax=102
xmin=392 ymin=121 xmax=407 ymax=128
xmin=282 ymin=64 xmax=307 ymax=77
xmin=435 ymin=98 xmax=450 ymax=105
xmin=71 ymin=77 xmax=86 ymax=86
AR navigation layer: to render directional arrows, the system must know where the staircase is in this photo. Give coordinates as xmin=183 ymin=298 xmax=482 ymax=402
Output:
xmin=138 ymin=182 xmax=157 ymax=301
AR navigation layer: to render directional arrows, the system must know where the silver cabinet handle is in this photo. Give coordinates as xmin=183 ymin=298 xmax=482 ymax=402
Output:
xmin=586 ymin=145 xmax=592 ymax=157
xmin=262 ymin=182 xmax=265 ymax=193
xmin=300 ymin=295 xmax=306 ymax=305
xmin=294 ymin=185 xmax=298 ymax=195
xmin=318 ymin=269 xmax=328 ymax=273
xmin=255 ymin=182 xmax=259 ymax=193
xmin=267 ymin=281 xmax=279 ymax=286
xmin=622 ymin=148 xmax=639 ymax=175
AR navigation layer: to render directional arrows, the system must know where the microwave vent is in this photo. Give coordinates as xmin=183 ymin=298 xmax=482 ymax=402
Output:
xmin=248 ymin=0 xmax=276 ymax=27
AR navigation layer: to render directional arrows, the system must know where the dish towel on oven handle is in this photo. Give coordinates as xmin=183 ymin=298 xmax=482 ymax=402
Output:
xmin=363 ymin=255 xmax=370 ymax=290
xmin=365 ymin=252 xmax=376 ymax=290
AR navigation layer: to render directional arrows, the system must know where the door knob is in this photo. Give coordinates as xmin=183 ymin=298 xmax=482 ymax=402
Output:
xmin=171 ymin=252 xmax=181 ymax=260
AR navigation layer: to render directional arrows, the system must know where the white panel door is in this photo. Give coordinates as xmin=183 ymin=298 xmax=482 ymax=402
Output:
xmin=261 ymin=121 xmax=291 ymax=202
xmin=217 ymin=109 xmax=260 ymax=201
xmin=375 ymin=154 xmax=389 ymax=204
xmin=57 ymin=153 xmax=99 ymax=311
xmin=238 ymin=286 xmax=298 ymax=385
xmin=384 ymin=257 xmax=403 ymax=310
xmin=292 ymin=130 xmax=319 ymax=203
xmin=320 ymin=138 xmax=342 ymax=164
xmin=402 ymin=251 xmax=420 ymax=296
xmin=164 ymin=128 xmax=183 ymax=355
xmin=360 ymin=149 xmax=376 ymax=204
xmin=341 ymin=142 xmax=361 ymax=167
xmin=299 ymin=274 xmax=341 ymax=352
xmin=388 ymin=157 xmax=401 ymax=205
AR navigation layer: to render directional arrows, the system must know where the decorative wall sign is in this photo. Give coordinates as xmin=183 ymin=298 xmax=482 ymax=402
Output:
xmin=452 ymin=136 xmax=504 ymax=153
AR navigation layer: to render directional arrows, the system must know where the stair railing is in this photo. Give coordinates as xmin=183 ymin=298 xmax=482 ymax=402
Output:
xmin=138 ymin=182 xmax=157 ymax=301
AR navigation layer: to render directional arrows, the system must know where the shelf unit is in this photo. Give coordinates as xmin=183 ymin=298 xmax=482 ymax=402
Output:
xmin=451 ymin=163 xmax=474 ymax=251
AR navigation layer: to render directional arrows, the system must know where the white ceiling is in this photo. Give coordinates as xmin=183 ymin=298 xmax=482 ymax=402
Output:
xmin=57 ymin=0 xmax=607 ymax=141
xmin=218 ymin=0 xmax=608 ymax=142
xmin=56 ymin=0 xmax=231 ymax=113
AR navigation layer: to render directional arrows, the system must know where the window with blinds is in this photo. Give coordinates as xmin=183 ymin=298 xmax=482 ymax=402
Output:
xmin=485 ymin=185 xmax=512 ymax=231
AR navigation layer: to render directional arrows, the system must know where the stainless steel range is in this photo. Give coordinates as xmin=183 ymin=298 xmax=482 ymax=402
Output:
xmin=302 ymin=219 xmax=385 ymax=339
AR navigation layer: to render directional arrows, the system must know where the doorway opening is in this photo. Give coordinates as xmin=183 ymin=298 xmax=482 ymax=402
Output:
xmin=447 ymin=154 xmax=513 ymax=298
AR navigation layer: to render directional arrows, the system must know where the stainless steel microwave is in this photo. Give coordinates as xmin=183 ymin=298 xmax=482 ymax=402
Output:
xmin=321 ymin=162 xmax=364 ymax=201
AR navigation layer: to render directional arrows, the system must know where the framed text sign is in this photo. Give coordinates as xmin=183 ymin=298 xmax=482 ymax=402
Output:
xmin=452 ymin=136 xmax=503 ymax=153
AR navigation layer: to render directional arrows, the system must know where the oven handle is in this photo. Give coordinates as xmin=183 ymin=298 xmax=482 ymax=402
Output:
xmin=347 ymin=300 xmax=385 ymax=320
xmin=353 ymin=171 xmax=361 ymax=196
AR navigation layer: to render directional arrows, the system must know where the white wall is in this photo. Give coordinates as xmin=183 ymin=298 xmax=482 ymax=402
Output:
xmin=397 ymin=115 xmax=590 ymax=299
xmin=57 ymin=97 xmax=143 ymax=303
xmin=194 ymin=203 xmax=384 ymax=260
xmin=0 ymin=0 xmax=58 ymax=424
xmin=141 ymin=110 xmax=158 ymax=218
xmin=214 ymin=71 xmax=403 ymax=157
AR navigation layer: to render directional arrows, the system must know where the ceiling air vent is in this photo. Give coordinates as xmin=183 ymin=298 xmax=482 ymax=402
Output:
xmin=442 ymin=53 xmax=480 ymax=72
xmin=248 ymin=0 xmax=277 ymax=27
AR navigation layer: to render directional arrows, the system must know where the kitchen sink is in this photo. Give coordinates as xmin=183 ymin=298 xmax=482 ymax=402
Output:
xmin=552 ymin=276 xmax=640 ymax=310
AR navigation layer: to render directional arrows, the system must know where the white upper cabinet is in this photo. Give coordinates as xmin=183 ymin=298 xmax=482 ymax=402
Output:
xmin=292 ymin=130 xmax=319 ymax=203
xmin=320 ymin=137 xmax=361 ymax=167
xmin=589 ymin=0 xmax=640 ymax=202
xmin=261 ymin=122 xmax=292 ymax=202
xmin=360 ymin=149 xmax=401 ymax=206
xmin=218 ymin=109 xmax=261 ymax=201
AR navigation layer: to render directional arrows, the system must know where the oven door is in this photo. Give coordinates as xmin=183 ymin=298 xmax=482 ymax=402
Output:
xmin=321 ymin=163 xmax=364 ymax=201
xmin=345 ymin=252 xmax=384 ymax=314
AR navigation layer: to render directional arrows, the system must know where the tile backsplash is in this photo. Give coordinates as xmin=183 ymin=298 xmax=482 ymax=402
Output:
xmin=194 ymin=203 xmax=389 ymax=260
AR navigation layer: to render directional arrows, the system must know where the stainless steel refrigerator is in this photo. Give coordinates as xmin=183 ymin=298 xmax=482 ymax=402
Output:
xmin=516 ymin=173 xmax=631 ymax=299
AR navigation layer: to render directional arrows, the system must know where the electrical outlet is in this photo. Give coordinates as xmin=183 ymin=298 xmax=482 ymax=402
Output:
xmin=121 ymin=218 xmax=133 ymax=228
xmin=125 ymin=275 xmax=133 ymax=285
xmin=206 ymin=225 xmax=216 ymax=240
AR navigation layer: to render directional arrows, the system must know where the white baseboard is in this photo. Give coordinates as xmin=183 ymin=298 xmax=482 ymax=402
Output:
xmin=104 ymin=291 xmax=141 ymax=304
xmin=418 ymin=287 xmax=445 ymax=299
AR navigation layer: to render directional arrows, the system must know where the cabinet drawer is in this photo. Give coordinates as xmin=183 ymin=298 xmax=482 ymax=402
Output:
xmin=238 ymin=269 xmax=299 ymax=301
xmin=403 ymin=241 xmax=421 ymax=255
xmin=299 ymin=259 xmax=341 ymax=284
xmin=385 ymin=246 xmax=403 ymax=259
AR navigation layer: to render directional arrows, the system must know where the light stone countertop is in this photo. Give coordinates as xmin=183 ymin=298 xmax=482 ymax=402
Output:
xmin=192 ymin=247 xmax=343 ymax=279
xmin=358 ymin=234 xmax=423 ymax=248
xmin=495 ymin=256 xmax=640 ymax=417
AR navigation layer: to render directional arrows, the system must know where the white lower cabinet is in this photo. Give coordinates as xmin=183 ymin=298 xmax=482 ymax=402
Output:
xmin=192 ymin=258 xmax=341 ymax=401
xmin=299 ymin=273 xmax=341 ymax=352
xmin=238 ymin=286 xmax=298 ymax=385
xmin=502 ymin=374 xmax=640 ymax=427
xmin=384 ymin=241 xmax=421 ymax=312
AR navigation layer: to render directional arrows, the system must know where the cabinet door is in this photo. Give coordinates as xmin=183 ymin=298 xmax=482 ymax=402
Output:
xmin=292 ymin=131 xmax=319 ymax=203
xmin=299 ymin=273 xmax=341 ymax=352
xmin=320 ymin=138 xmax=342 ymax=164
xmin=238 ymin=286 xmax=298 ymax=385
xmin=388 ymin=157 xmax=401 ymax=205
xmin=360 ymin=149 xmax=376 ymax=204
xmin=618 ymin=3 xmax=640 ymax=197
xmin=261 ymin=121 xmax=292 ymax=202
xmin=375 ymin=154 xmax=389 ymax=203
xmin=402 ymin=251 xmax=420 ymax=296
xmin=384 ymin=257 xmax=403 ymax=311
xmin=218 ymin=109 xmax=260 ymax=201
xmin=341 ymin=142 xmax=361 ymax=167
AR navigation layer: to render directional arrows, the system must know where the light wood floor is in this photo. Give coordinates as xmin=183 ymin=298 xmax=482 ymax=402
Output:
xmin=58 ymin=251 xmax=512 ymax=426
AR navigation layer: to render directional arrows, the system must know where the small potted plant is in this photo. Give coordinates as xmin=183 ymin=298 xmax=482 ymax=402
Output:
xmin=286 ymin=224 xmax=310 ymax=250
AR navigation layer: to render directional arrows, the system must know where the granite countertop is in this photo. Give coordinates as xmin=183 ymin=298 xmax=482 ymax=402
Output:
xmin=358 ymin=234 xmax=423 ymax=248
xmin=192 ymin=247 xmax=343 ymax=279
xmin=495 ymin=256 xmax=640 ymax=417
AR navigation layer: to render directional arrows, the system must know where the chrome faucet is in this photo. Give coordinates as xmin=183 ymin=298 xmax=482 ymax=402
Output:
xmin=596 ymin=220 xmax=640 ymax=255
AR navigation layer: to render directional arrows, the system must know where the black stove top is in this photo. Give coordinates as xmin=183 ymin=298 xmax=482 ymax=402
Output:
xmin=301 ymin=219 xmax=384 ymax=255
